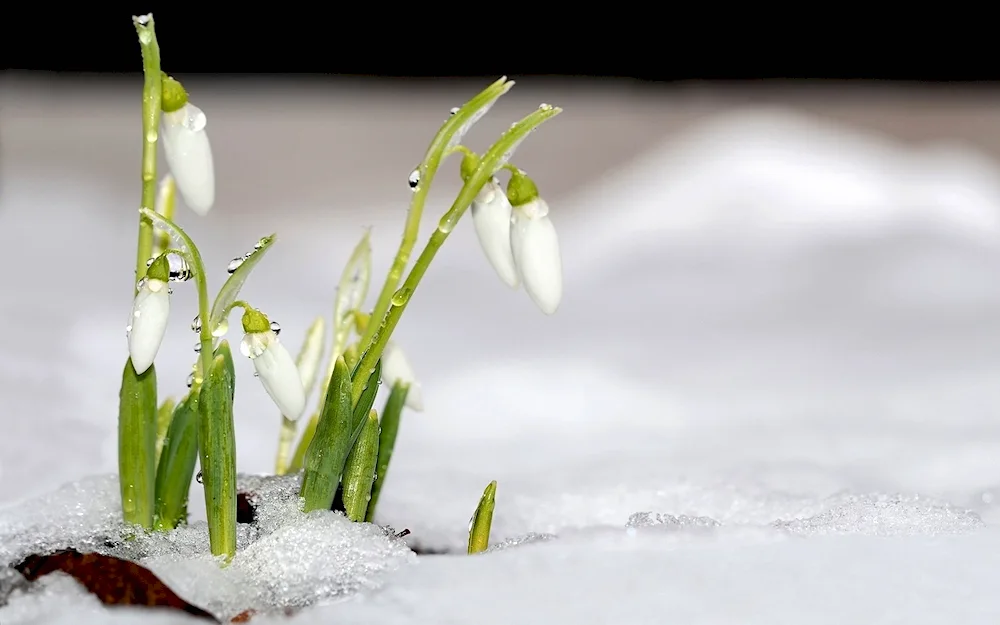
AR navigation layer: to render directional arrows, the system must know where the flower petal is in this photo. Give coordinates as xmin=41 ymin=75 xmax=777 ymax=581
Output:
xmin=251 ymin=333 xmax=306 ymax=420
xmin=162 ymin=103 xmax=215 ymax=216
xmin=381 ymin=342 xmax=423 ymax=411
xmin=128 ymin=280 xmax=170 ymax=374
xmin=471 ymin=179 xmax=520 ymax=289
xmin=511 ymin=202 xmax=562 ymax=315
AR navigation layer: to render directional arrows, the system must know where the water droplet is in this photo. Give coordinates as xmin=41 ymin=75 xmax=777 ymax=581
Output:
xmin=212 ymin=319 xmax=229 ymax=337
xmin=269 ymin=321 xmax=281 ymax=335
xmin=191 ymin=315 xmax=202 ymax=332
xmin=135 ymin=277 xmax=148 ymax=291
xmin=449 ymin=106 xmax=460 ymax=115
xmin=254 ymin=237 xmax=268 ymax=250
xmin=227 ymin=257 xmax=245 ymax=273
xmin=407 ymin=168 xmax=420 ymax=190
xmin=168 ymin=255 xmax=193 ymax=282
xmin=253 ymin=371 xmax=260 ymax=378
xmin=146 ymin=128 xmax=158 ymax=143
xmin=196 ymin=471 xmax=203 ymax=484
xmin=167 ymin=286 xmax=174 ymax=295
xmin=437 ymin=212 xmax=459 ymax=234
xmin=186 ymin=373 xmax=195 ymax=388
xmin=539 ymin=102 xmax=553 ymax=111
xmin=125 ymin=324 xmax=132 ymax=336
xmin=193 ymin=342 xmax=202 ymax=353
xmin=390 ymin=286 xmax=413 ymax=306
xmin=180 ymin=104 xmax=207 ymax=132
xmin=146 ymin=257 xmax=155 ymax=267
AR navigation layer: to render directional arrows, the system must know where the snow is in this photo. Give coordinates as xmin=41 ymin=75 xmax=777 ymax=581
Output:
xmin=3 ymin=81 xmax=1000 ymax=623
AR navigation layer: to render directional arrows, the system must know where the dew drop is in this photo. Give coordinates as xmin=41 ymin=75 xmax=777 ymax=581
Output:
xmin=227 ymin=257 xmax=245 ymax=273
xmin=196 ymin=471 xmax=203 ymax=484
xmin=193 ymin=342 xmax=202 ymax=353
xmin=254 ymin=237 xmax=268 ymax=250
xmin=191 ymin=315 xmax=202 ymax=332
xmin=146 ymin=128 xmax=158 ymax=143
xmin=437 ymin=212 xmax=459 ymax=234
xmin=168 ymin=256 xmax=193 ymax=282
xmin=253 ymin=371 xmax=260 ymax=378
xmin=212 ymin=319 xmax=229 ymax=337
xmin=146 ymin=257 xmax=155 ymax=267
xmin=407 ymin=168 xmax=420 ymax=191
xmin=539 ymin=102 xmax=553 ymax=111
xmin=449 ymin=106 xmax=460 ymax=115
xmin=167 ymin=286 xmax=174 ymax=295
xmin=135 ymin=277 xmax=148 ymax=291
xmin=186 ymin=373 xmax=195 ymax=388
xmin=125 ymin=324 xmax=132 ymax=336
xmin=391 ymin=286 xmax=413 ymax=306
xmin=269 ymin=321 xmax=281 ymax=335
xmin=181 ymin=104 xmax=207 ymax=132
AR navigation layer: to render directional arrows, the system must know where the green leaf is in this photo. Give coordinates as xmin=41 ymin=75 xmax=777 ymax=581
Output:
xmin=300 ymin=356 xmax=354 ymax=512
xmin=198 ymin=347 xmax=237 ymax=561
xmin=209 ymin=234 xmax=276 ymax=338
xmin=350 ymin=358 xmax=382 ymax=442
xmin=154 ymin=391 xmax=200 ymax=531
xmin=213 ymin=340 xmax=237 ymax=400
xmin=365 ymin=381 xmax=409 ymax=522
xmin=118 ymin=359 xmax=158 ymax=530
xmin=154 ymin=396 xmax=176 ymax=468
xmin=139 ymin=207 xmax=199 ymax=262
xmin=468 ymin=480 xmax=497 ymax=554
xmin=341 ymin=409 xmax=380 ymax=522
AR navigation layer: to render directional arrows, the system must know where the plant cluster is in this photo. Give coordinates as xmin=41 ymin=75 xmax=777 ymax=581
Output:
xmin=121 ymin=14 xmax=563 ymax=562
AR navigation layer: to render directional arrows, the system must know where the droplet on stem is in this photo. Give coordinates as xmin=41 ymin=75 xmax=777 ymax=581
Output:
xmin=408 ymin=168 xmax=420 ymax=191
xmin=191 ymin=315 xmax=202 ymax=332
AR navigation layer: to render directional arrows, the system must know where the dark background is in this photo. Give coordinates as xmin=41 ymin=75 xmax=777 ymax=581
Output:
xmin=1 ymin=7 xmax=994 ymax=82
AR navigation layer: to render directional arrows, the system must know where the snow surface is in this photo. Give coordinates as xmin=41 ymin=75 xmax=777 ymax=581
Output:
xmin=4 ymin=98 xmax=1000 ymax=623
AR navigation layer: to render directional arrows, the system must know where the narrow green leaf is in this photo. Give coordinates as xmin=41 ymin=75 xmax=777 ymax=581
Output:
xmin=153 ymin=391 xmax=199 ymax=531
xmin=287 ymin=412 xmax=318 ymax=473
xmin=154 ymin=397 xmax=176 ymax=467
xmin=341 ymin=409 xmax=380 ymax=522
xmin=366 ymin=381 xmax=409 ymax=522
xmin=139 ymin=207 xmax=199 ymax=262
xmin=198 ymin=346 xmax=237 ymax=561
xmin=208 ymin=234 xmax=276 ymax=337
xmin=329 ymin=232 xmax=372 ymax=367
xmin=118 ymin=359 xmax=158 ymax=530
xmin=300 ymin=356 xmax=354 ymax=512
xmin=213 ymin=340 xmax=237 ymax=400
xmin=349 ymin=358 xmax=382 ymax=445
xmin=468 ymin=480 xmax=497 ymax=554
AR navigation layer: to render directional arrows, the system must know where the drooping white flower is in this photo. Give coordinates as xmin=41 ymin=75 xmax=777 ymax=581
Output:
xmin=381 ymin=341 xmax=424 ymax=411
xmin=127 ymin=257 xmax=172 ymax=374
xmin=507 ymin=173 xmax=563 ymax=315
xmin=162 ymin=102 xmax=215 ymax=216
xmin=241 ymin=309 xmax=306 ymax=420
xmin=470 ymin=177 xmax=520 ymax=289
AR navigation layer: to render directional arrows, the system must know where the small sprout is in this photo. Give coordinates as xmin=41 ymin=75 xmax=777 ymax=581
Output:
xmin=468 ymin=481 xmax=497 ymax=554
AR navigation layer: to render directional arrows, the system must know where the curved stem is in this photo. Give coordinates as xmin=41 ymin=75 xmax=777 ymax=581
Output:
xmin=358 ymin=78 xmax=514 ymax=350
xmin=351 ymin=105 xmax=561 ymax=403
xmin=133 ymin=16 xmax=162 ymax=294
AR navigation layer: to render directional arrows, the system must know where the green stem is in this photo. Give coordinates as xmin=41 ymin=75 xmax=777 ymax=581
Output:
xmin=133 ymin=15 xmax=162 ymax=294
xmin=139 ymin=208 xmax=214 ymax=380
xmin=358 ymin=77 xmax=514 ymax=350
xmin=351 ymin=105 xmax=561 ymax=403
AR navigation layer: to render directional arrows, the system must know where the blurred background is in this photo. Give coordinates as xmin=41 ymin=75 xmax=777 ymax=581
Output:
xmin=4 ymin=10 xmax=1000 ymax=534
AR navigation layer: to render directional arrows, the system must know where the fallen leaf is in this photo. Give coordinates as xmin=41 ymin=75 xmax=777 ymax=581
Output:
xmin=236 ymin=491 xmax=256 ymax=524
xmin=230 ymin=608 xmax=256 ymax=622
xmin=14 ymin=549 xmax=218 ymax=622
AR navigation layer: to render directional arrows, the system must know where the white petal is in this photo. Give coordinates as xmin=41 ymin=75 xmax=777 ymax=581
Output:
xmin=162 ymin=103 xmax=215 ymax=216
xmin=511 ymin=201 xmax=563 ymax=315
xmin=128 ymin=280 xmax=170 ymax=374
xmin=381 ymin=342 xmax=423 ymax=411
xmin=251 ymin=333 xmax=307 ymax=420
xmin=471 ymin=179 xmax=520 ymax=289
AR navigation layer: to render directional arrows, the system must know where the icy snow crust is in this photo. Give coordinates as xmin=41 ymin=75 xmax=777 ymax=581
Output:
xmin=5 ymin=101 xmax=1000 ymax=623
xmin=0 ymin=474 xmax=415 ymax=621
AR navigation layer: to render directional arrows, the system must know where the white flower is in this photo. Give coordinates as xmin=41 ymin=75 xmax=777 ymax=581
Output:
xmin=162 ymin=102 xmax=215 ymax=216
xmin=470 ymin=178 xmax=520 ymax=289
xmin=128 ymin=278 xmax=170 ymax=374
xmin=510 ymin=197 xmax=563 ymax=315
xmin=381 ymin=341 xmax=424 ymax=411
xmin=241 ymin=330 xmax=306 ymax=420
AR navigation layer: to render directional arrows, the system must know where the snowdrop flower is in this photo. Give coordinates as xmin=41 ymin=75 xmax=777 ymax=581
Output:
xmin=128 ymin=255 xmax=171 ymax=374
xmin=381 ymin=341 xmax=424 ymax=411
xmin=507 ymin=170 xmax=563 ymax=315
xmin=240 ymin=308 xmax=306 ymax=420
xmin=161 ymin=75 xmax=215 ymax=216
xmin=471 ymin=177 xmax=521 ymax=288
